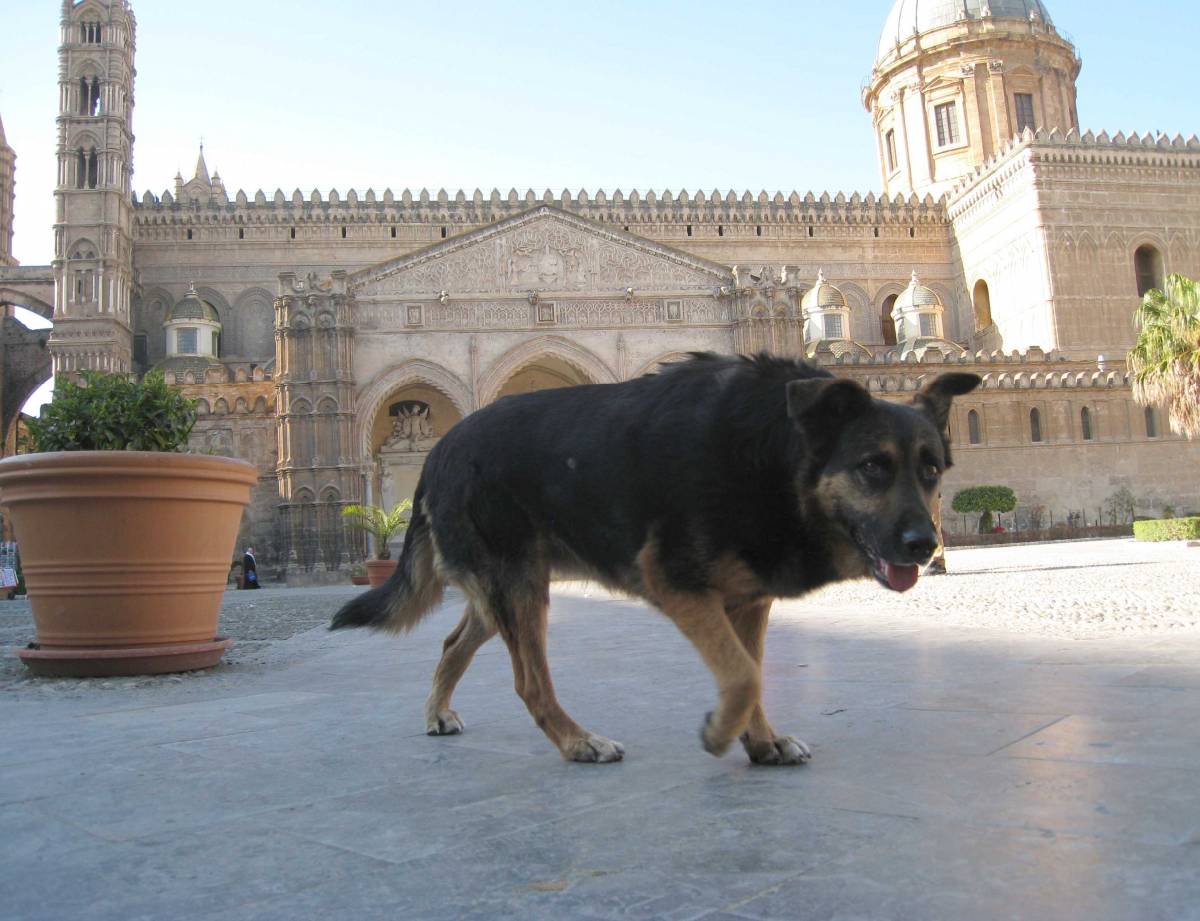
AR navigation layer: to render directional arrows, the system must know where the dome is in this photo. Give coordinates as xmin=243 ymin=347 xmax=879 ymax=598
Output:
xmin=894 ymin=271 xmax=944 ymax=311
xmin=877 ymin=0 xmax=1053 ymax=66
xmin=168 ymin=284 xmax=221 ymax=323
xmin=801 ymin=270 xmax=848 ymax=311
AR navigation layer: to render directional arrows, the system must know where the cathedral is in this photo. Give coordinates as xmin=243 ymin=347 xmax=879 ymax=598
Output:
xmin=0 ymin=0 xmax=1198 ymax=580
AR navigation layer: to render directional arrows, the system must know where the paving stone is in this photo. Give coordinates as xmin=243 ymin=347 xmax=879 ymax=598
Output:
xmin=2 ymin=539 xmax=1199 ymax=920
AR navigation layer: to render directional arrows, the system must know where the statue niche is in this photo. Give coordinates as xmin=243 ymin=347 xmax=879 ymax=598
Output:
xmin=382 ymin=399 xmax=435 ymax=450
xmin=376 ymin=399 xmax=437 ymax=517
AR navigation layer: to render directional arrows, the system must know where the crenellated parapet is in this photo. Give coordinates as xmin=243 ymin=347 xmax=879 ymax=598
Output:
xmin=948 ymin=127 xmax=1200 ymax=219
xmin=131 ymin=185 xmax=952 ymax=244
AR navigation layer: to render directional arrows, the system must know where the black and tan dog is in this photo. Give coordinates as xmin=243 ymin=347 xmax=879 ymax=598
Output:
xmin=332 ymin=353 xmax=980 ymax=764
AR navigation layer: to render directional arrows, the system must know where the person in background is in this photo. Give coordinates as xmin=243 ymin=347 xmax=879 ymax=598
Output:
xmin=243 ymin=547 xmax=260 ymax=589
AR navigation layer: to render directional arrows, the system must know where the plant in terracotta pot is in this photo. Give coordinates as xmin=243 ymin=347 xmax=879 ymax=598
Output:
xmin=341 ymin=499 xmax=412 ymax=587
xmin=350 ymin=563 xmax=369 ymax=586
xmin=0 ymin=371 xmax=258 ymax=676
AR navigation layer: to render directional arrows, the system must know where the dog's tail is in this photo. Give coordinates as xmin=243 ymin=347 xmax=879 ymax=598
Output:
xmin=330 ymin=498 xmax=445 ymax=633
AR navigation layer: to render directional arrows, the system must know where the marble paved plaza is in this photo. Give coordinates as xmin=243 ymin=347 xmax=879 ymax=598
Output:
xmin=3 ymin=539 xmax=1200 ymax=920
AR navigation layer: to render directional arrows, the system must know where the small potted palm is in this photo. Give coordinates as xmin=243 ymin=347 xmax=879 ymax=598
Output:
xmin=341 ymin=499 xmax=412 ymax=587
xmin=0 ymin=371 xmax=257 ymax=676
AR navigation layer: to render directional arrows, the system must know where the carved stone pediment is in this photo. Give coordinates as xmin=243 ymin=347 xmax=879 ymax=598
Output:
xmin=352 ymin=206 xmax=733 ymax=298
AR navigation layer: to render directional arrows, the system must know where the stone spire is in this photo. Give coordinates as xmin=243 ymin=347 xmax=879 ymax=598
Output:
xmin=194 ymin=144 xmax=211 ymax=185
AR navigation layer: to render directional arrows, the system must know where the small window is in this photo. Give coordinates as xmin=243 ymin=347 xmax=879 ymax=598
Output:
xmin=885 ymin=129 xmax=898 ymax=172
xmin=177 ymin=328 xmax=198 ymax=354
xmin=756 ymin=225 xmax=761 ymax=237
xmin=881 ymin=294 xmax=898 ymax=346
xmin=823 ymin=314 xmax=845 ymax=339
xmin=967 ymin=410 xmax=981 ymax=445
xmin=440 ymin=227 xmax=447 ymax=239
xmin=919 ymin=313 xmax=940 ymax=338
xmin=1014 ymin=93 xmax=1036 ymax=133
xmin=808 ymin=226 xmax=814 ymax=238
xmin=1145 ymin=407 xmax=1158 ymax=438
xmin=973 ymin=280 xmax=993 ymax=330
xmin=1081 ymin=407 xmax=1093 ymax=441
xmin=341 ymin=226 xmax=347 ymax=239
xmin=390 ymin=226 xmax=396 ymax=238
xmin=133 ymin=334 xmax=148 ymax=367
xmin=934 ymin=101 xmax=961 ymax=147
xmin=212 ymin=331 xmax=220 ymax=356
xmin=1030 ymin=408 xmax=1043 ymax=443
xmin=290 ymin=227 xmax=296 ymax=239
xmin=686 ymin=224 xmax=693 ymax=237
xmin=186 ymin=229 xmax=193 ymax=240
xmin=718 ymin=225 xmax=724 ymax=237
xmin=1134 ymin=245 xmax=1164 ymax=297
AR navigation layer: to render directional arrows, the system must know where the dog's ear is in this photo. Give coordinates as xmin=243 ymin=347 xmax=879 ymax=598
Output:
xmin=787 ymin=378 xmax=873 ymax=428
xmin=913 ymin=373 xmax=982 ymax=431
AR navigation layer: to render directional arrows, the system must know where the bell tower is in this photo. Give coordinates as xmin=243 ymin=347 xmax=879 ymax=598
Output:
xmin=49 ymin=0 xmax=137 ymax=375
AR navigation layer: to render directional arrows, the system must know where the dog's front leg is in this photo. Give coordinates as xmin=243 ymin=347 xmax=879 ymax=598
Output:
xmin=727 ymin=599 xmax=811 ymax=766
xmin=656 ymin=590 xmax=763 ymax=757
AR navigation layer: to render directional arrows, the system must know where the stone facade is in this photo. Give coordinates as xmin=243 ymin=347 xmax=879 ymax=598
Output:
xmin=0 ymin=0 xmax=1197 ymax=579
xmin=0 ymin=114 xmax=15 ymax=269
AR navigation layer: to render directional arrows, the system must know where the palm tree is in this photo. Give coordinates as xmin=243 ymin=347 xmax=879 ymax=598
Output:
xmin=341 ymin=499 xmax=413 ymax=560
xmin=1128 ymin=273 xmax=1200 ymax=438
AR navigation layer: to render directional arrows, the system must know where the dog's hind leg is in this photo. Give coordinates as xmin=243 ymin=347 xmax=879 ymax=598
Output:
xmin=495 ymin=578 xmax=624 ymax=764
xmin=424 ymin=602 xmax=497 ymax=735
xmin=727 ymin=599 xmax=811 ymax=766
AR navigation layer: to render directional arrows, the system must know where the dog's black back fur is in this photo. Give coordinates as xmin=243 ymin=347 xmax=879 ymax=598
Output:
xmin=333 ymin=353 xmax=977 ymax=634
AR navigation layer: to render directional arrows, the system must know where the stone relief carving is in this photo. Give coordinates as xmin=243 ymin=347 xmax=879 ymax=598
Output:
xmin=360 ymin=214 xmax=724 ymax=296
xmin=381 ymin=400 xmax=434 ymax=450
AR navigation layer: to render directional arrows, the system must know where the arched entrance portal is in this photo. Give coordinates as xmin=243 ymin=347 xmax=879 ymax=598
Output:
xmin=369 ymin=381 xmax=465 ymax=552
xmin=495 ymin=355 xmax=595 ymax=400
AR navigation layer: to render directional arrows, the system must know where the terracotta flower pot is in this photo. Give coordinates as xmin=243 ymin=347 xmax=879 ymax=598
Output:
xmin=350 ymin=575 xmax=370 ymax=586
xmin=365 ymin=558 xmax=399 ymax=588
xmin=0 ymin=451 xmax=257 ymax=677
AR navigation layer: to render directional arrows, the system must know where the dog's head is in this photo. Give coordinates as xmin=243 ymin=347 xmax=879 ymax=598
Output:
xmin=787 ymin=372 xmax=981 ymax=592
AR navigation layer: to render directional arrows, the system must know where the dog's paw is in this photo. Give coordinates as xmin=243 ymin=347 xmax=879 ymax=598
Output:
xmin=426 ymin=710 xmax=465 ymax=736
xmin=741 ymin=732 xmax=812 ymax=766
xmin=700 ymin=711 xmax=735 ymax=757
xmin=564 ymin=735 xmax=625 ymax=763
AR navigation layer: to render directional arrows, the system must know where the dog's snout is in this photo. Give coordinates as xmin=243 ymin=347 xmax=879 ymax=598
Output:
xmin=900 ymin=527 xmax=938 ymax=563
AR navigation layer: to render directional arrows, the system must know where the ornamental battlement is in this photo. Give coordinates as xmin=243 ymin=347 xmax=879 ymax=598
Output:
xmin=948 ymin=126 xmax=1200 ymax=217
xmin=131 ymin=185 xmax=950 ymax=231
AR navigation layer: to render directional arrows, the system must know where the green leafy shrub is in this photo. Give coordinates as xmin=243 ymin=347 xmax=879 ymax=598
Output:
xmin=1133 ymin=517 xmax=1200 ymax=542
xmin=26 ymin=370 xmax=197 ymax=452
xmin=951 ymin=485 xmax=1017 ymax=533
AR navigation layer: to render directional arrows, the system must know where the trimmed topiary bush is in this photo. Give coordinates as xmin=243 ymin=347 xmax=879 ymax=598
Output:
xmin=951 ymin=485 xmax=1017 ymax=533
xmin=1133 ymin=517 xmax=1200 ymax=542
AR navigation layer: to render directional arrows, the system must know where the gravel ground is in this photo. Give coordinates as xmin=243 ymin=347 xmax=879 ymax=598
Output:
xmin=0 ymin=584 xmax=361 ymax=695
xmin=783 ymin=536 xmax=1200 ymax=637
xmin=2 ymin=538 xmax=1196 ymax=694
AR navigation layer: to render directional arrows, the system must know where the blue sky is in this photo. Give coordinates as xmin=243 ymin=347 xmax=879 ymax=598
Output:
xmin=3 ymin=0 xmax=1198 ymax=269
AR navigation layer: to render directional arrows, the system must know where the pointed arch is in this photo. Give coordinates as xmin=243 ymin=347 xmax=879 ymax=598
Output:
xmin=478 ymin=335 xmax=616 ymax=405
xmin=355 ymin=359 xmax=472 ymax=460
xmin=631 ymin=351 xmax=696 ymax=379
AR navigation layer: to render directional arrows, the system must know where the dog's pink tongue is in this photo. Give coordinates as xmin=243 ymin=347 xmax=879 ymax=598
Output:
xmin=884 ymin=562 xmax=919 ymax=593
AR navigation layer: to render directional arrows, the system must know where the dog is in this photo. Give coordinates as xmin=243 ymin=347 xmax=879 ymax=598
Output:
xmin=332 ymin=353 xmax=980 ymax=764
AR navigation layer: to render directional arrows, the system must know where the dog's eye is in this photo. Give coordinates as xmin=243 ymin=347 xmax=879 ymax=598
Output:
xmin=858 ymin=457 xmax=888 ymax=479
xmin=921 ymin=464 xmax=940 ymax=484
